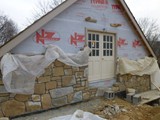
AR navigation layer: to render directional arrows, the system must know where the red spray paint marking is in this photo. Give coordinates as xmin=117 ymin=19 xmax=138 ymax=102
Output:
xmin=70 ymin=32 xmax=85 ymax=46
xmin=112 ymin=4 xmax=121 ymax=10
xmin=36 ymin=29 xmax=60 ymax=44
xmin=91 ymin=0 xmax=108 ymax=5
xmin=117 ymin=38 xmax=128 ymax=47
xmin=132 ymin=40 xmax=142 ymax=48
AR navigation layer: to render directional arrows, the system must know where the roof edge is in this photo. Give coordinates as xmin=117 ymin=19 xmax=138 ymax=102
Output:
xmin=119 ymin=0 xmax=156 ymax=58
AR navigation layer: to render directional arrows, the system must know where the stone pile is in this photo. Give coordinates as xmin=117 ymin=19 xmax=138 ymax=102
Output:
xmin=103 ymin=104 xmax=127 ymax=116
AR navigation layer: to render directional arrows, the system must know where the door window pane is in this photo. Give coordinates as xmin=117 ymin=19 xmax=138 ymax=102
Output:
xmin=96 ymin=42 xmax=99 ymax=48
xmin=96 ymin=34 xmax=99 ymax=41
xmin=92 ymin=34 xmax=95 ymax=40
xmin=88 ymin=34 xmax=91 ymax=40
xmin=103 ymin=43 xmax=106 ymax=48
xmin=96 ymin=50 xmax=99 ymax=56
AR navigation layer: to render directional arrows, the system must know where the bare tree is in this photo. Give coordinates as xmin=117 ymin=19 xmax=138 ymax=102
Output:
xmin=138 ymin=18 xmax=160 ymax=63
xmin=0 ymin=14 xmax=18 ymax=46
xmin=27 ymin=0 xmax=65 ymax=24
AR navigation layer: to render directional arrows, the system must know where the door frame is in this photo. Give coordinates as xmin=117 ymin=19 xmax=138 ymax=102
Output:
xmin=85 ymin=28 xmax=117 ymax=82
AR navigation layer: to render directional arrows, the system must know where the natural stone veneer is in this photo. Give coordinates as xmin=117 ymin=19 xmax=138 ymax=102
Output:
xmin=117 ymin=74 xmax=151 ymax=93
xmin=0 ymin=60 xmax=151 ymax=117
xmin=0 ymin=61 xmax=95 ymax=117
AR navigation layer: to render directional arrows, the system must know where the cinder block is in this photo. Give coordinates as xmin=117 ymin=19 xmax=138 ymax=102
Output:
xmin=126 ymin=93 xmax=135 ymax=103
xmin=133 ymin=95 xmax=141 ymax=104
xmin=116 ymin=91 xmax=126 ymax=99
xmin=104 ymin=91 xmax=115 ymax=100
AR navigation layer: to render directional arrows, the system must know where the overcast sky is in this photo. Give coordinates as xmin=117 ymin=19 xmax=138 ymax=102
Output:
xmin=0 ymin=0 xmax=160 ymax=30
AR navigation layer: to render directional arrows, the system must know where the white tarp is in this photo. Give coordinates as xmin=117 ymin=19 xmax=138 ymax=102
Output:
xmin=49 ymin=110 xmax=106 ymax=120
xmin=0 ymin=45 xmax=91 ymax=94
xmin=117 ymin=57 xmax=160 ymax=89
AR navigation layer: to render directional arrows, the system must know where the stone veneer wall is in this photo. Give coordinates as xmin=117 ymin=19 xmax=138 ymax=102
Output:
xmin=115 ymin=74 xmax=151 ymax=93
xmin=0 ymin=60 xmax=97 ymax=117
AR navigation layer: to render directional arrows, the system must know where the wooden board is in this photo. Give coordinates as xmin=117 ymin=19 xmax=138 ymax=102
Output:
xmin=135 ymin=90 xmax=160 ymax=105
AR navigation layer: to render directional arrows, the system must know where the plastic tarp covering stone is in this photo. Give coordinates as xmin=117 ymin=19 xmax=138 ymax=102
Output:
xmin=0 ymin=45 xmax=91 ymax=94
xmin=117 ymin=57 xmax=160 ymax=89
xmin=49 ymin=110 xmax=106 ymax=120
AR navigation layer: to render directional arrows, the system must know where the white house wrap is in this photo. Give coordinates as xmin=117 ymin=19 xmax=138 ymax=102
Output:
xmin=0 ymin=45 xmax=91 ymax=94
xmin=117 ymin=57 xmax=160 ymax=89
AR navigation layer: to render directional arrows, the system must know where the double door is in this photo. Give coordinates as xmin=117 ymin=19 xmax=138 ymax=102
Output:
xmin=88 ymin=31 xmax=115 ymax=81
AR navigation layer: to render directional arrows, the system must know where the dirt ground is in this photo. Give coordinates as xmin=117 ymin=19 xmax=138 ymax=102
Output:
xmin=12 ymin=97 xmax=160 ymax=120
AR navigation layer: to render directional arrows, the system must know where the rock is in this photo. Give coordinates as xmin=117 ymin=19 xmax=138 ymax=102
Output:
xmin=62 ymin=76 xmax=76 ymax=87
xmin=46 ymin=81 xmax=57 ymax=90
xmin=54 ymin=60 xmax=64 ymax=67
xmin=52 ymin=96 xmax=68 ymax=107
xmin=1 ymin=100 xmax=25 ymax=117
xmin=26 ymin=101 xmax=41 ymax=112
xmin=72 ymin=91 xmax=82 ymax=103
xmin=75 ymin=72 xmax=84 ymax=78
xmin=83 ymin=92 xmax=90 ymax=101
xmin=50 ymin=87 xmax=73 ymax=98
xmin=15 ymin=94 xmax=30 ymax=102
xmin=64 ymin=69 xmax=73 ymax=75
xmin=53 ymin=67 xmax=64 ymax=76
xmin=41 ymin=94 xmax=52 ymax=109
xmin=32 ymin=95 xmax=40 ymax=102
xmin=0 ymin=117 xmax=9 ymax=120
xmin=34 ymin=83 xmax=45 ymax=94
xmin=37 ymin=76 xmax=50 ymax=83
xmin=0 ymin=97 xmax=9 ymax=103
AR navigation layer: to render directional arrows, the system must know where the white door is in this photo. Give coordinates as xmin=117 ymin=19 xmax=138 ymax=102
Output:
xmin=88 ymin=31 xmax=115 ymax=81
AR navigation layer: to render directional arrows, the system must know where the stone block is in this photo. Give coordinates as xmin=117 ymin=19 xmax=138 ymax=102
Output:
xmin=1 ymin=100 xmax=25 ymax=117
xmin=64 ymin=69 xmax=73 ymax=75
xmin=15 ymin=94 xmax=30 ymax=102
xmin=83 ymin=92 xmax=91 ymax=101
xmin=34 ymin=83 xmax=45 ymax=94
xmin=0 ymin=93 xmax=9 ymax=97
xmin=62 ymin=76 xmax=76 ymax=87
xmin=67 ymin=93 xmax=74 ymax=103
xmin=0 ymin=80 xmax=4 ymax=85
xmin=32 ymin=95 xmax=40 ymax=102
xmin=53 ymin=67 xmax=64 ymax=76
xmin=0 ymin=86 xmax=8 ymax=93
xmin=43 ymin=68 xmax=52 ymax=76
xmin=51 ymin=77 xmax=61 ymax=81
xmin=71 ymin=91 xmax=82 ymax=103
xmin=37 ymin=76 xmax=50 ymax=83
xmin=75 ymin=72 xmax=84 ymax=78
xmin=133 ymin=95 xmax=141 ymax=104
xmin=46 ymin=81 xmax=57 ymax=90
xmin=54 ymin=60 xmax=64 ymax=67
xmin=64 ymin=65 xmax=72 ymax=69
xmin=74 ymin=87 xmax=86 ymax=91
xmin=0 ymin=117 xmax=9 ymax=120
xmin=72 ymin=67 xmax=79 ymax=72
xmin=0 ymin=97 xmax=9 ymax=103
xmin=41 ymin=94 xmax=52 ymax=109
xmin=50 ymin=87 xmax=73 ymax=98
xmin=26 ymin=101 xmax=41 ymax=112
xmin=52 ymin=96 xmax=68 ymax=107
xmin=104 ymin=91 xmax=115 ymax=100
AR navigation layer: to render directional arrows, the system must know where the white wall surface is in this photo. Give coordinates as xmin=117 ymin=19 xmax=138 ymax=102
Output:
xmin=11 ymin=0 xmax=148 ymax=60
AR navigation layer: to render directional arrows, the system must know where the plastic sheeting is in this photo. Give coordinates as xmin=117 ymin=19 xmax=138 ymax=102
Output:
xmin=0 ymin=45 xmax=91 ymax=94
xmin=49 ymin=110 xmax=106 ymax=120
xmin=117 ymin=57 xmax=160 ymax=89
